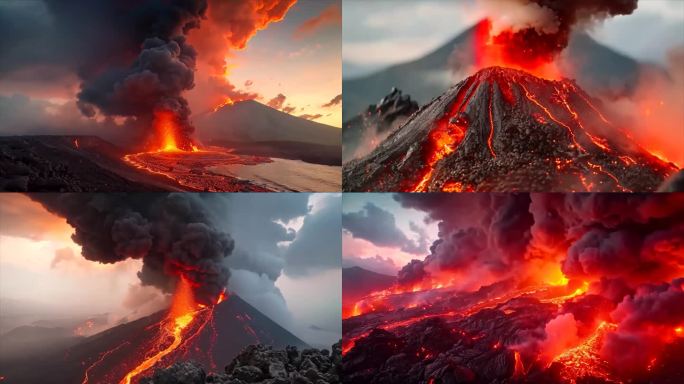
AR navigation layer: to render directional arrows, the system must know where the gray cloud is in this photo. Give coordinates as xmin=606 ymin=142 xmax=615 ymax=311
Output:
xmin=284 ymin=195 xmax=342 ymax=277
xmin=342 ymin=202 xmax=428 ymax=254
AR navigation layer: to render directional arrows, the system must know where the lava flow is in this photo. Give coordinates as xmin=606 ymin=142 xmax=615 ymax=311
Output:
xmin=342 ymin=193 xmax=684 ymax=384
xmin=78 ymin=277 xmax=226 ymax=384
xmin=343 ymin=66 xmax=678 ymax=192
xmin=119 ymin=277 xmax=202 ymax=384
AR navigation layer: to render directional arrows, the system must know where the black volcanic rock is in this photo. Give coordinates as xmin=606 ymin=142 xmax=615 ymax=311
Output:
xmin=0 ymin=135 xmax=176 ymax=191
xmin=141 ymin=343 xmax=341 ymax=384
xmin=343 ymin=88 xmax=419 ymax=162
xmin=343 ymin=67 xmax=678 ymax=192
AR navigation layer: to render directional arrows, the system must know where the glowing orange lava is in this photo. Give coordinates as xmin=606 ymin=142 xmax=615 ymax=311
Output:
xmin=552 ymin=322 xmax=618 ymax=382
xmin=153 ymin=109 xmax=182 ymax=152
xmin=474 ymin=20 xmax=561 ymax=80
xmin=213 ymin=97 xmax=234 ymax=112
xmin=119 ymin=277 xmax=200 ymax=384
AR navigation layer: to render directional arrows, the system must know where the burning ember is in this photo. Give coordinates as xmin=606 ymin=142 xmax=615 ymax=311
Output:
xmin=342 ymin=193 xmax=684 ymax=383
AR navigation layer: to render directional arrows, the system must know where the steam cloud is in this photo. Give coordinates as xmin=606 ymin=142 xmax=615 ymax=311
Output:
xmin=29 ymin=193 xmax=233 ymax=305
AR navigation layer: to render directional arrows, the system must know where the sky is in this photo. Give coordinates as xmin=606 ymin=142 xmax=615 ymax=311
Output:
xmin=342 ymin=193 xmax=438 ymax=276
xmin=0 ymin=0 xmax=341 ymax=146
xmin=343 ymin=0 xmax=684 ymax=78
xmin=0 ymin=193 xmax=341 ymax=348
xmin=214 ymin=0 xmax=342 ymax=127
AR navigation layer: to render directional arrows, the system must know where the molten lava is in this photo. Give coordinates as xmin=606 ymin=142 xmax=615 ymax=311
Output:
xmin=119 ymin=277 xmax=203 ymax=384
xmin=474 ymin=20 xmax=561 ymax=80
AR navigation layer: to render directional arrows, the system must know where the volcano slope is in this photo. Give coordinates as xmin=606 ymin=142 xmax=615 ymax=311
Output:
xmin=0 ymin=295 xmax=306 ymax=384
xmin=342 ymin=67 xmax=678 ymax=192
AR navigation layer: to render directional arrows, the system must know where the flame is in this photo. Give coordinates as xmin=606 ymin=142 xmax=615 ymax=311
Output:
xmin=119 ymin=277 xmax=199 ymax=384
xmin=73 ymin=139 xmax=80 ymax=149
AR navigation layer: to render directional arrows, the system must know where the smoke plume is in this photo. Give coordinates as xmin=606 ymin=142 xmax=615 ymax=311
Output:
xmin=29 ymin=193 xmax=234 ymax=305
xmin=68 ymin=0 xmax=208 ymax=149
xmin=395 ymin=193 xmax=684 ymax=289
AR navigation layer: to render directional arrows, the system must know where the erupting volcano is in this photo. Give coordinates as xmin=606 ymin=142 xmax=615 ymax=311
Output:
xmin=342 ymin=193 xmax=684 ymax=384
xmin=342 ymin=0 xmax=681 ymax=192
xmin=343 ymin=67 xmax=678 ymax=192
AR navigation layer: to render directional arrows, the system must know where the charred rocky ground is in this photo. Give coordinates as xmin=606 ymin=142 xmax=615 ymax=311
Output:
xmin=343 ymin=88 xmax=419 ymax=162
xmin=140 ymin=342 xmax=341 ymax=384
xmin=342 ymin=282 xmax=684 ymax=384
xmin=343 ymin=67 xmax=678 ymax=192
xmin=0 ymin=135 xmax=176 ymax=191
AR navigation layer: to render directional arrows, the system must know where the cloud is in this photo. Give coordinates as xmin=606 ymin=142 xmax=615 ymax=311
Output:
xmin=284 ymin=194 xmax=342 ymax=277
xmin=321 ymin=94 xmax=342 ymax=108
xmin=342 ymin=202 xmax=428 ymax=255
xmin=299 ymin=113 xmax=323 ymax=121
xmin=294 ymin=3 xmax=341 ymax=39
xmin=266 ymin=93 xmax=287 ymax=110
xmin=51 ymin=247 xmax=78 ymax=269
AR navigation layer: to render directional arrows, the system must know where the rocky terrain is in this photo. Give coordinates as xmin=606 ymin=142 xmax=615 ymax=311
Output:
xmin=0 ymin=135 xmax=174 ymax=191
xmin=343 ymin=88 xmax=418 ymax=162
xmin=343 ymin=67 xmax=678 ymax=192
xmin=140 ymin=342 xmax=341 ymax=384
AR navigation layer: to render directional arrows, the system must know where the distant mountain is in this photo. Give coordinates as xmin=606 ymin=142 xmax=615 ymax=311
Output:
xmin=0 ymin=326 xmax=82 ymax=360
xmin=343 ymin=267 xmax=395 ymax=316
xmin=196 ymin=100 xmax=341 ymax=147
xmin=342 ymin=22 xmax=642 ymax=121
xmin=0 ymin=295 xmax=307 ymax=384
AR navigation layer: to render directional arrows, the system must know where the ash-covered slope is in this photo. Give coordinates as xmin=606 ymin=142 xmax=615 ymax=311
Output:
xmin=343 ymin=88 xmax=419 ymax=162
xmin=0 ymin=295 xmax=306 ymax=384
xmin=0 ymin=135 xmax=182 ymax=192
xmin=343 ymin=67 xmax=677 ymax=192
xmin=197 ymin=100 xmax=341 ymax=147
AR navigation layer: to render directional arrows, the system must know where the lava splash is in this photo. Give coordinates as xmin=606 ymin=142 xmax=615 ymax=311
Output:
xmin=342 ymin=67 xmax=678 ymax=192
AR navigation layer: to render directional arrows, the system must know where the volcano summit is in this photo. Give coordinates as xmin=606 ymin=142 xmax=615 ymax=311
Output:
xmin=343 ymin=67 xmax=678 ymax=192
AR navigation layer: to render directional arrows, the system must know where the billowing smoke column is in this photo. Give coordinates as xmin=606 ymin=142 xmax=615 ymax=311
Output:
xmin=484 ymin=0 xmax=639 ymax=65
xmin=71 ymin=0 xmax=208 ymax=150
xmin=29 ymin=193 xmax=233 ymax=305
